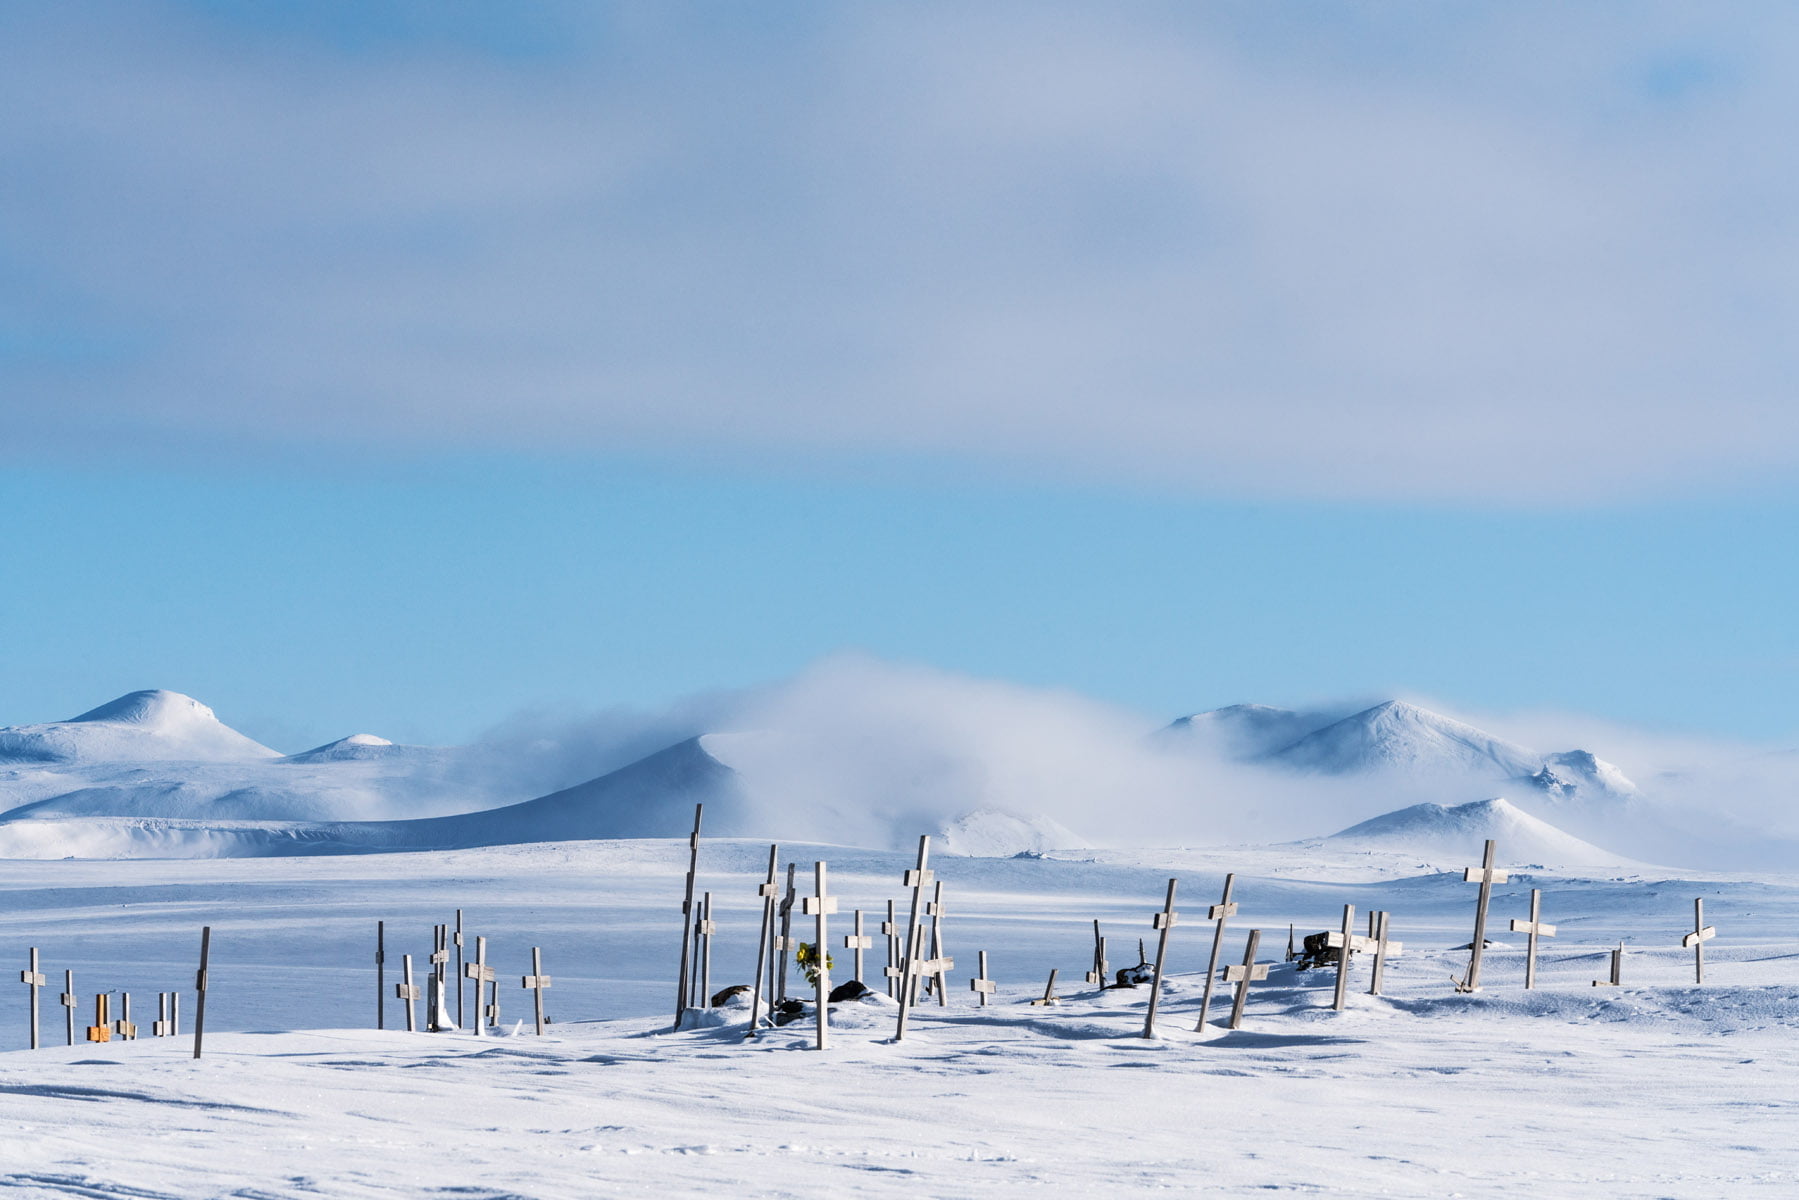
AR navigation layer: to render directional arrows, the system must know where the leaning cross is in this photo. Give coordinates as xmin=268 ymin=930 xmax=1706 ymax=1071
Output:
xmin=1141 ymin=879 xmax=1180 ymax=1038
xmin=395 ymin=954 xmax=420 ymax=1032
xmin=1368 ymin=911 xmax=1403 ymax=996
xmin=1456 ymin=839 xmax=1508 ymax=993
xmin=802 ymin=861 xmax=838 ymax=1050
xmin=465 ymin=936 xmax=496 ymax=1037
xmin=747 ymin=843 xmax=780 ymax=1038
xmin=1193 ymin=874 xmax=1238 ymax=1031
xmin=20 ymin=947 xmax=45 ymax=1049
xmin=970 ymin=950 xmax=995 ymax=1006
xmin=1683 ymin=898 xmax=1716 ymax=985
xmin=893 ymin=835 xmax=934 ymax=1041
xmin=1510 ymin=888 xmax=1557 ymax=990
xmin=673 ymin=803 xmax=704 ymax=1026
xmin=843 ymin=909 xmax=874 ymax=984
xmin=522 ymin=947 xmax=552 ymax=1035
xmin=1223 ymin=928 xmax=1270 ymax=1030
xmin=1031 ymin=967 xmax=1060 ymax=1006
xmin=925 ymin=882 xmax=951 ymax=1006
xmin=1325 ymin=904 xmax=1374 ymax=1011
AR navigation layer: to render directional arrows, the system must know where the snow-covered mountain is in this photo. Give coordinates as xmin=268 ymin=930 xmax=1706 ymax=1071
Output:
xmin=1263 ymin=701 xmax=1544 ymax=779
xmin=0 ymin=690 xmax=280 ymax=764
xmin=1326 ymin=797 xmax=1628 ymax=867
xmin=1159 ymin=703 xmax=1337 ymax=760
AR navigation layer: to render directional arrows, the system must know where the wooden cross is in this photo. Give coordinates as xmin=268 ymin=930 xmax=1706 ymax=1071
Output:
xmin=1194 ymin=874 xmax=1238 ymax=1031
xmin=674 ymin=803 xmax=704 ymax=1026
xmin=60 ymin=971 xmax=77 ymax=1046
xmin=747 ymin=843 xmax=780 ymax=1038
xmin=20 ymin=947 xmax=44 ymax=1050
xmin=1326 ymin=904 xmax=1374 ymax=1011
xmin=881 ymin=899 xmax=900 ymax=999
xmin=775 ymin=862 xmax=797 ymax=1005
xmin=893 ymin=835 xmax=934 ymax=1042
xmin=695 ymin=891 xmax=717 ymax=1007
xmin=1224 ymin=928 xmax=1270 ymax=1030
xmin=1593 ymin=942 xmax=1623 ymax=988
xmin=1509 ymin=888 xmax=1556 ymax=990
xmin=1141 ymin=878 xmax=1179 ymax=1038
xmin=429 ymin=924 xmax=451 ymax=1031
xmin=802 ymin=861 xmax=837 ymax=1049
xmin=193 ymin=925 xmax=211 ymax=1060
xmin=376 ymin=920 xmax=386 ymax=1031
xmin=1456 ymin=839 xmax=1508 ymax=993
xmin=87 ymin=993 xmax=111 ymax=1043
xmin=843 ymin=909 xmax=873 ymax=984
xmin=154 ymin=991 xmax=175 ymax=1038
xmin=970 ymin=950 xmax=995 ymax=1006
xmin=1086 ymin=920 xmax=1109 ymax=988
xmin=395 ymin=954 xmax=420 ymax=1033
xmin=465 ymin=935 xmax=496 ymax=1036
xmin=113 ymin=992 xmax=137 ymax=1041
xmin=522 ymin=947 xmax=551 ymax=1035
xmin=454 ymin=909 xmax=466 ymax=1030
xmin=1368 ymin=911 xmax=1403 ymax=996
xmin=1031 ymin=967 xmax=1060 ymax=1006
xmin=925 ymin=882 xmax=950 ymax=1006
xmin=1285 ymin=924 xmax=1296 ymax=962
xmin=1683 ymin=897 xmax=1716 ymax=985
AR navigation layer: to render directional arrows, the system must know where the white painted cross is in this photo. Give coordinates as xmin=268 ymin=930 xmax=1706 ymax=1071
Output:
xmin=843 ymin=909 xmax=873 ymax=984
xmin=1194 ymin=874 xmax=1238 ymax=1031
xmin=522 ymin=947 xmax=552 ymax=1035
xmin=748 ymin=843 xmax=780 ymax=1038
xmin=1325 ymin=904 xmax=1374 ymax=1011
xmin=1593 ymin=942 xmax=1623 ymax=988
xmin=1509 ymin=888 xmax=1556 ymax=990
xmin=1142 ymin=879 xmax=1180 ymax=1039
xmin=60 ymin=971 xmax=77 ymax=1047
xmin=465 ymin=936 xmax=496 ymax=1037
xmin=1456 ymin=839 xmax=1508 ymax=993
xmin=1683 ymin=897 xmax=1716 ymax=985
xmin=894 ymin=835 xmax=935 ymax=1042
xmin=114 ymin=992 xmax=137 ymax=1041
xmin=395 ymin=955 xmax=420 ymax=1033
xmin=1031 ymin=967 xmax=1060 ymax=1006
xmin=970 ymin=950 xmax=995 ymax=1006
xmin=1368 ymin=911 xmax=1403 ymax=996
xmin=802 ymin=861 xmax=837 ymax=1050
xmin=20 ymin=947 xmax=44 ymax=1050
xmin=1224 ymin=928 xmax=1270 ymax=1030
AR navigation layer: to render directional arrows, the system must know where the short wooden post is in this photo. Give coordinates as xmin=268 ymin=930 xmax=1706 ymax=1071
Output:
xmin=376 ymin=920 xmax=386 ymax=1031
xmin=114 ymin=992 xmax=137 ymax=1040
xmin=1368 ymin=911 xmax=1403 ymax=996
xmin=1457 ymin=839 xmax=1508 ymax=993
xmin=1142 ymin=878 xmax=1179 ymax=1038
xmin=747 ymin=843 xmax=779 ymax=1037
xmin=673 ymin=803 xmax=704 ymax=1027
xmin=1326 ymin=904 xmax=1373 ymax=1011
xmin=1194 ymin=874 xmax=1237 ymax=1031
xmin=893 ymin=835 xmax=934 ymax=1042
xmin=87 ymin=993 xmax=111 ymax=1043
xmin=1593 ymin=942 xmax=1623 ymax=987
xmin=522 ymin=947 xmax=551 ymax=1035
xmin=1224 ymin=928 xmax=1269 ymax=1030
xmin=172 ymin=991 xmax=181 ymax=1037
xmin=1086 ymin=920 xmax=1108 ymax=988
xmin=1683 ymin=898 xmax=1716 ymax=985
xmin=465 ymin=935 xmax=495 ymax=1036
xmin=843 ymin=908 xmax=873 ymax=983
xmin=20 ymin=947 xmax=44 ymax=1049
xmin=1510 ymin=889 xmax=1556 ymax=990
xmin=61 ymin=970 xmax=76 ymax=1046
xmin=154 ymin=991 xmax=174 ymax=1038
xmin=970 ymin=951 xmax=995 ymax=1006
xmin=396 ymin=954 xmax=420 ymax=1032
xmin=802 ymin=861 xmax=837 ymax=1050
xmin=1030 ymin=968 xmax=1060 ymax=1006
xmin=192 ymin=926 xmax=211 ymax=1060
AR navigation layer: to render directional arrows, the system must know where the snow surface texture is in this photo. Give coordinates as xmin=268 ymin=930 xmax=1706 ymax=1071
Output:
xmin=2 ymin=837 xmax=1796 ymax=1196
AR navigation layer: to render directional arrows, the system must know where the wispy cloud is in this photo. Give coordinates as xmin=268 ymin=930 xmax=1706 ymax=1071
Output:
xmin=6 ymin=3 xmax=1798 ymax=502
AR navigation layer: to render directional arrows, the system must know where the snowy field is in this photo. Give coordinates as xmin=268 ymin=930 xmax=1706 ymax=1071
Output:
xmin=4 ymin=838 xmax=1798 ymax=1197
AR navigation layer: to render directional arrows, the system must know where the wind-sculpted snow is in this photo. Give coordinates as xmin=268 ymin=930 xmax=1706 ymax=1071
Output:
xmin=1325 ymin=797 xmax=1629 ymax=868
xmin=0 ymin=690 xmax=280 ymax=764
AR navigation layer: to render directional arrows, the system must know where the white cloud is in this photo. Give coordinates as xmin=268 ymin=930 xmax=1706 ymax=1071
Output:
xmin=5 ymin=3 xmax=1799 ymax=502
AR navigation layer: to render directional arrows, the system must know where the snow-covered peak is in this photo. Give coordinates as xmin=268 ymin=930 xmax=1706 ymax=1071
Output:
xmin=1160 ymin=703 xmax=1333 ymax=760
xmin=1328 ymin=796 xmax=1626 ymax=866
xmin=1263 ymin=700 xmax=1542 ymax=780
xmin=284 ymin=734 xmax=403 ymax=763
xmin=0 ymin=690 xmax=280 ymax=764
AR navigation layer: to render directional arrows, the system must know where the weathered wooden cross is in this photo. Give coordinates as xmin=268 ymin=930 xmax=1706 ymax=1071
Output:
xmin=396 ymin=954 xmax=420 ymax=1032
xmin=1368 ymin=911 xmax=1403 ymax=996
xmin=1683 ymin=897 xmax=1716 ymax=985
xmin=893 ymin=835 xmax=934 ymax=1041
xmin=87 ymin=993 xmax=111 ymax=1044
xmin=882 ymin=899 xmax=900 ymax=999
xmin=802 ymin=861 xmax=838 ymax=1050
xmin=1324 ymin=904 xmax=1374 ymax=1010
xmin=843 ymin=909 xmax=873 ymax=984
xmin=1194 ymin=874 xmax=1238 ymax=1031
xmin=1086 ymin=920 xmax=1108 ymax=988
xmin=193 ymin=925 xmax=211 ymax=1060
xmin=748 ymin=843 xmax=780 ymax=1038
xmin=1593 ymin=942 xmax=1623 ymax=988
xmin=61 ymin=971 xmax=77 ymax=1046
xmin=429 ymin=924 xmax=451 ymax=1031
xmin=376 ymin=920 xmax=386 ymax=1030
xmin=1031 ymin=967 xmax=1060 ymax=1006
xmin=970 ymin=950 xmax=995 ymax=1006
xmin=1141 ymin=878 xmax=1180 ymax=1038
xmin=924 ymin=882 xmax=951 ymax=1006
xmin=694 ymin=891 xmax=717 ymax=1007
xmin=454 ymin=909 xmax=466 ymax=1030
xmin=466 ymin=935 xmax=496 ymax=1037
xmin=1509 ymin=888 xmax=1556 ymax=990
xmin=114 ymin=992 xmax=137 ymax=1041
xmin=1456 ymin=839 xmax=1508 ymax=993
xmin=673 ymin=803 xmax=704 ymax=1026
xmin=775 ymin=862 xmax=797 ymax=1005
xmin=154 ymin=991 xmax=176 ymax=1038
xmin=522 ymin=947 xmax=552 ymax=1035
xmin=20 ymin=947 xmax=44 ymax=1049
xmin=1224 ymin=928 xmax=1270 ymax=1030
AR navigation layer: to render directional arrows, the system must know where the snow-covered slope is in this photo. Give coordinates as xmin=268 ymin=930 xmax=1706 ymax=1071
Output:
xmin=1159 ymin=703 xmax=1335 ymax=760
xmin=937 ymin=809 xmax=1083 ymax=857
xmin=0 ymin=690 xmax=279 ymax=764
xmin=1264 ymin=701 xmax=1543 ymax=779
xmin=1326 ymin=797 xmax=1628 ymax=867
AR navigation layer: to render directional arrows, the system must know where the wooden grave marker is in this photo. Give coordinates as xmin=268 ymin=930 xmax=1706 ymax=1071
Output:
xmin=522 ymin=947 xmax=551 ymax=1035
xmin=154 ymin=991 xmax=175 ymax=1038
xmin=1031 ymin=967 xmax=1060 ymax=1006
xmin=802 ymin=862 xmax=838 ymax=1049
xmin=20 ymin=947 xmax=44 ymax=1049
xmin=747 ymin=843 xmax=780 ymax=1038
xmin=893 ymin=835 xmax=934 ymax=1042
xmin=673 ymin=803 xmax=704 ymax=1026
xmin=970 ymin=950 xmax=995 ymax=1006
xmin=376 ymin=920 xmax=386 ymax=1030
xmin=1224 ymin=928 xmax=1270 ymax=1030
xmin=1141 ymin=878 xmax=1180 ymax=1039
xmin=925 ymin=882 xmax=951 ymax=1006
xmin=1194 ymin=874 xmax=1238 ymax=1031
xmin=1368 ymin=911 xmax=1403 ymax=996
xmin=694 ymin=891 xmax=717 ymax=1007
xmin=1593 ymin=942 xmax=1623 ymax=988
xmin=1509 ymin=888 xmax=1556 ymax=990
xmin=1683 ymin=898 xmax=1716 ymax=985
xmin=193 ymin=925 xmax=211 ymax=1060
xmin=466 ymin=936 xmax=496 ymax=1036
xmin=396 ymin=955 xmax=420 ymax=1033
xmin=1455 ymin=839 xmax=1508 ymax=993
xmin=60 ymin=970 xmax=77 ymax=1046
xmin=87 ymin=993 xmax=111 ymax=1043
xmin=114 ymin=992 xmax=137 ymax=1041
xmin=775 ymin=862 xmax=797 ymax=1005
xmin=1325 ymin=904 xmax=1374 ymax=1011
xmin=454 ymin=909 xmax=466 ymax=1030
xmin=1086 ymin=920 xmax=1108 ymax=988
xmin=843 ymin=908 xmax=873 ymax=984
xmin=881 ymin=899 xmax=900 ymax=999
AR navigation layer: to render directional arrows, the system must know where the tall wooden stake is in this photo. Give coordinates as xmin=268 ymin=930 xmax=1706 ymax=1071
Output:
xmin=747 ymin=843 xmax=779 ymax=1038
xmin=698 ymin=891 xmax=716 ymax=1005
xmin=454 ymin=909 xmax=466 ymax=1030
xmin=1510 ymin=889 xmax=1556 ymax=990
xmin=1142 ymin=878 xmax=1180 ymax=1039
xmin=1194 ymin=874 xmax=1237 ymax=1031
xmin=21 ymin=947 xmax=44 ymax=1049
xmin=775 ymin=863 xmax=797 ymax=1004
xmin=192 ymin=926 xmax=211 ymax=1060
xmin=376 ymin=920 xmax=386 ymax=1030
xmin=893 ymin=835 xmax=933 ymax=1042
xmin=61 ymin=970 xmax=76 ymax=1046
xmin=673 ymin=803 xmax=704 ymax=1028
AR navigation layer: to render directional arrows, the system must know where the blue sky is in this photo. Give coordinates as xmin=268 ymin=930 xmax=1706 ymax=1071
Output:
xmin=3 ymin=2 xmax=1796 ymax=748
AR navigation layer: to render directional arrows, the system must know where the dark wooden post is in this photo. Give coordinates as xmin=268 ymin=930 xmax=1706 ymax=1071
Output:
xmin=673 ymin=803 xmax=704 ymax=1027
xmin=193 ymin=926 xmax=211 ymax=1060
xmin=747 ymin=843 xmax=779 ymax=1038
